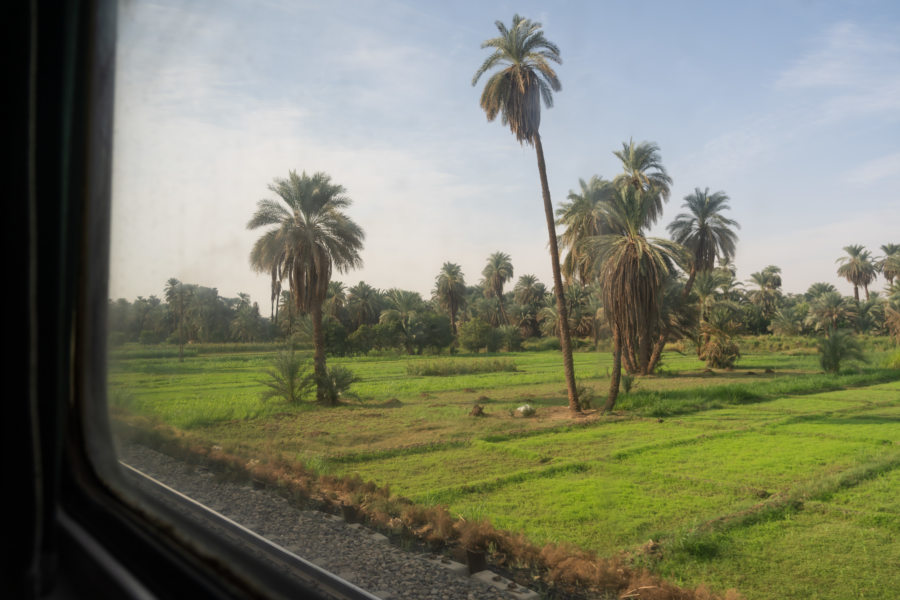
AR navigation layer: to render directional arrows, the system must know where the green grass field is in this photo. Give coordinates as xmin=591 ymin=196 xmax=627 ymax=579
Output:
xmin=108 ymin=344 xmax=900 ymax=600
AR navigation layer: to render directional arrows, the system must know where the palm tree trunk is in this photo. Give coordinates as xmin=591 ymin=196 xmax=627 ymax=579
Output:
xmin=535 ymin=134 xmax=580 ymax=413
xmin=450 ymin=304 xmax=458 ymax=336
xmin=604 ymin=328 xmax=622 ymax=412
xmin=622 ymin=335 xmax=638 ymax=374
xmin=682 ymin=264 xmax=697 ymax=299
xmin=638 ymin=328 xmax=653 ymax=375
xmin=311 ymin=300 xmax=327 ymax=403
xmin=647 ymin=330 xmax=667 ymax=374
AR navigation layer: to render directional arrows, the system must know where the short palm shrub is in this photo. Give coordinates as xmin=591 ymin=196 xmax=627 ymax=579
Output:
xmin=700 ymin=335 xmax=741 ymax=369
xmin=260 ymin=345 xmax=313 ymax=404
xmin=317 ymin=365 xmax=359 ymax=405
xmin=699 ymin=307 xmax=741 ymax=368
xmin=817 ymin=328 xmax=867 ymax=374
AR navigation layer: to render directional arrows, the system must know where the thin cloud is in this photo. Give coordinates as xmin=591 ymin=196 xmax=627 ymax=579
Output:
xmin=845 ymin=152 xmax=900 ymax=185
xmin=776 ymin=22 xmax=900 ymax=121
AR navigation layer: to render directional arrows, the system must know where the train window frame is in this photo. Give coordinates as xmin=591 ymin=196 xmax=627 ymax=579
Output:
xmin=11 ymin=2 xmax=380 ymax=598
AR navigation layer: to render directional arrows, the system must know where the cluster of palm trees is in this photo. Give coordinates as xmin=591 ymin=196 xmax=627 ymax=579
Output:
xmin=240 ymin=14 xmax=897 ymax=409
xmin=550 ymin=149 xmax=742 ymax=408
xmin=836 ymin=244 xmax=899 ymax=301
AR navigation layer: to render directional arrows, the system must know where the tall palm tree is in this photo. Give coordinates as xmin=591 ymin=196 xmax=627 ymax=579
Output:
xmin=513 ymin=274 xmax=546 ymax=307
xmin=473 ymin=14 xmax=580 ymax=412
xmin=836 ymin=245 xmax=877 ymax=302
xmin=433 ymin=262 xmax=467 ymax=336
xmin=247 ymin=170 xmax=364 ymax=403
xmin=667 ymin=188 xmax=739 ymax=297
xmin=556 ymin=176 xmax=612 ymax=285
xmin=586 ymin=185 xmax=682 ymax=410
xmin=481 ymin=251 xmax=514 ymax=324
xmin=612 ymin=139 xmax=672 ymax=227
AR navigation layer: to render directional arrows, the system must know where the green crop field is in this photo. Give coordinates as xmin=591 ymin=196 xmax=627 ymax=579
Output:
xmin=109 ymin=344 xmax=900 ymax=600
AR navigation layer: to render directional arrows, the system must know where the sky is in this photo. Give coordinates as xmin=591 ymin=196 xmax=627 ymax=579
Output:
xmin=109 ymin=0 xmax=900 ymax=308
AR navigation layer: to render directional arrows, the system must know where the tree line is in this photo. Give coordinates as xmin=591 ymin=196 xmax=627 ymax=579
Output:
xmin=107 ymin=245 xmax=900 ymax=359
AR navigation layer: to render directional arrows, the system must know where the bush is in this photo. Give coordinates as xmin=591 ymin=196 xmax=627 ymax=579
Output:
xmin=522 ymin=336 xmax=560 ymax=352
xmin=818 ymin=329 xmax=867 ymax=374
xmin=138 ymin=330 xmax=163 ymax=345
xmin=458 ymin=319 xmax=492 ymax=353
xmin=406 ymin=358 xmax=517 ymax=377
xmin=883 ymin=349 xmax=900 ymax=369
xmin=497 ymin=325 xmax=523 ymax=352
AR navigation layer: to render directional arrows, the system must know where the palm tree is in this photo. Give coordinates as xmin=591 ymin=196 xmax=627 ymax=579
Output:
xmin=346 ymin=281 xmax=382 ymax=329
xmin=836 ymin=244 xmax=877 ymax=302
xmin=805 ymin=282 xmax=837 ymax=301
xmin=692 ymin=270 xmax=725 ymax=323
xmin=512 ymin=274 xmax=546 ymax=337
xmin=513 ymin=274 xmax=546 ymax=307
xmin=481 ymin=251 xmax=514 ymax=324
xmin=612 ymin=139 xmax=672 ymax=227
xmin=879 ymin=243 xmax=900 ymax=286
xmin=853 ymin=294 xmax=884 ymax=334
xmin=698 ymin=304 xmax=742 ymax=369
xmin=433 ymin=262 xmax=467 ymax=336
xmin=473 ymin=14 xmax=579 ymax=413
xmin=667 ymin=188 xmax=739 ymax=297
xmin=747 ymin=265 xmax=783 ymax=318
xmin=586 ymin=185 xmax=682 ymax=409
xmin=769 ymin=307 xmax=804 ymax=336
xmin=804 ymin=291 xmax=856 ymax=333
xmin=379 ymin=289 xmax=425 ymax=354
xmin=556 ymin=176 xmax=612 ymax=285
xmin=817 ymin=328 xmax=866 ymax=374
xmin=325 ymin=281 xmax=347 ymax=320
xmin=247 ymin=170 xmax=364 ymax=403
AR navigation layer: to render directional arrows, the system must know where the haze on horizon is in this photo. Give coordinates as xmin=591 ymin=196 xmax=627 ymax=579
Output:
xmin=110 ymin=0 xmax=900 ymax=307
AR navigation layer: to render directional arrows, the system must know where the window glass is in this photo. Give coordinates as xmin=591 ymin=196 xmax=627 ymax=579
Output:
xmin=107 ymin=2 xmax=900 ymax=599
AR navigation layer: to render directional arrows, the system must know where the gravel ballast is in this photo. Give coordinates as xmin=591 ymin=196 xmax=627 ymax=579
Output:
xmin=118 ymin=444 xmax=532 ymax=600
